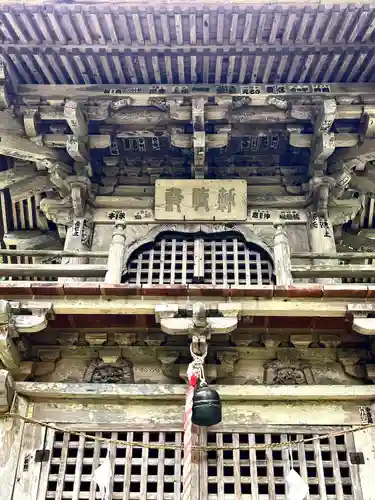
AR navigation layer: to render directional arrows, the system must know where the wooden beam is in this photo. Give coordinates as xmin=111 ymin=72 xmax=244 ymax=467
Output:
xmin=64 ymin=100 xmax=87 ymax=138
xmin=292 ymin=264 xmax=375 ymax=278
xmin=14 ymin=382 xmax=375 ymax=402
xmin=330 ymin=138 xmax=375 ymax=167
xmin=0 ymin=264 xmax=107 ymax=278
xmin=0 ymin=165 xmax=37 ymax=189
xmin=10 ymin=297 xmax=354 ymax=317
xmin=292 ymin=252 xmax=375 ymax=260
xmin=16 ymin=83 xmax=375 ymax=101
xmin=290 ymin=132 xmax=358 ymax=148
xmin=0 ymin=249 xmax=109 ymax=258
xmin=32 ymin=103 xmax=369 ymax=124
xmin=0 ymin=135 xmax=63 ymax=162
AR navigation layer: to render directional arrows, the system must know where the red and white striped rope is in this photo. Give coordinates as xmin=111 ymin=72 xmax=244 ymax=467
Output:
xmin=182 ymin=370 xmax=198 ymax=500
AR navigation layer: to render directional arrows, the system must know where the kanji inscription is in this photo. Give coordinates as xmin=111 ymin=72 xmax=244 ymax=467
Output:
xmin=155 ymin=180 xmax=247 ymax=221
xmin=165 ymin=188 xmax=184 ymax=212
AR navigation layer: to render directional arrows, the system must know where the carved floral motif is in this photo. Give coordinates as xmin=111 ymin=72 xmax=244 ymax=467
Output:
xmin=264 ymin=359 xmax=314 ymax=385
xmin=84 ymin=357 xmax=134 ymax=384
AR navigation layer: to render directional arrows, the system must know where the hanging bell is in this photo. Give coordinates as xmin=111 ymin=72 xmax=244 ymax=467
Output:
xmin=192 ymin=383 xmax=222 ymax=427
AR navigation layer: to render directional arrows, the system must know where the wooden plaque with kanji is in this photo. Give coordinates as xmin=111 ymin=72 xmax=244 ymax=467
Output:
xmin=155 ymin=180 xmax=247 ymax=221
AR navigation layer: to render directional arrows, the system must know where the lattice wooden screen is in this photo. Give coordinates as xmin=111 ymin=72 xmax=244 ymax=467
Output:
xmin=40 ymin=430 xmax=184 ymax=500
xmin=124 ymin=233 xmax=274 ymax=286
xmin=38 ymin=426 xmax=362 ymax=500
xmin=204 ymin=429 xmax=362 ymax=500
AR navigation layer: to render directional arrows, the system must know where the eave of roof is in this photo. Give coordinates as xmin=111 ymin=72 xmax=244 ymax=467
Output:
xmin=1 ymin=1 xmax=375 ymax=85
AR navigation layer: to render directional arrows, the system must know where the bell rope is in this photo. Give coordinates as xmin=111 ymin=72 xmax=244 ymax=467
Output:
xmin=182 ymin=345 xmax=207 ymax=500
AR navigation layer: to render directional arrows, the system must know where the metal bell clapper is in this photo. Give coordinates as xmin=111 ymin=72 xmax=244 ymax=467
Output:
xmin=192 ymin=382 xmax=222 ymax=427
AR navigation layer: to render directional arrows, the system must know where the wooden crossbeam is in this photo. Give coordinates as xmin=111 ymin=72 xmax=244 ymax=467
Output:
xmin=14 ymin=382 xmax=375 ymax=401
xmin=16 ymin=83 xmax=375 ymax=101
xmin=292 ymin=264 xmax=375 ymax=278
xmin=0 ymin=264 xmax=107 ymax=277
xmin=292 ymin=252 xmax=375 ymax=260
xmin=0 ymin=250 xmax=108 ymax=257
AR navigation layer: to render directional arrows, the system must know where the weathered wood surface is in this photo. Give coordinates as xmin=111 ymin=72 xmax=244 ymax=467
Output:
xmin=29 ymin=400 xmax=365 ymax=427
xmin=292 ymin=264 xmax=375 ymax=279
xmin=11 ymin=292 xmax=374 ymax=318
xmin=0 ymin=249 xmax=109 ymax=257
xmin=8 ymin=297 xmax=361 ymax=317
xmin=0 ymin=396 xmax=28 ymax=500
xmin=154 ymin=179 xmax=247 ymax=222
xmin=105 ymin=223 xmax=126 ymax=284
xmin=273 ymin=224 xmax=292 ymax=286
xmin=16 ymin=83 xmax=375 ymax=100
xmin=0 ymin=263 xmax=107 ymax=277
xmin=93 ymin=207 xmax=308 ymax=224
xmin=12 ymin=420 xmax=46 ymax=500
xmin=292 ymin=252 xmax=375 ymax=260
xmin=14 ymin=382 xmax=375 ymax=401
xmin=0 ymin=370 xmax=14 ymax=413
xmin=353 ymin=419 xmax=375 ymax=500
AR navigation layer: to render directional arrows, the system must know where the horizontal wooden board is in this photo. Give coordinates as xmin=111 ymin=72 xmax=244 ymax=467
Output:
xmin=93 ymin=207 xmax=307 ymax=224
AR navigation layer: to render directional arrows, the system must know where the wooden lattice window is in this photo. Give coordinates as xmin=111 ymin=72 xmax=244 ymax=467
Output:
xmin=37 ymin=426 xmax=363 ymax=500
xmin=203 ymin=428 xmax=362 ymax=500
xmin=123 ymin=232 xmax=274 ymax=286
xmin=39 ymin=429 xmax=184 ymax=500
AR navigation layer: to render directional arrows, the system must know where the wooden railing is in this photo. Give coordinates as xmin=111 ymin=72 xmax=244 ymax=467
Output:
xmin=0 ymin=249 xmax=374 ymax=285
xmin=290 ymin=252 xmax=375 ymax=283
xmin=0 ymin=249 xmax=109 ymax=280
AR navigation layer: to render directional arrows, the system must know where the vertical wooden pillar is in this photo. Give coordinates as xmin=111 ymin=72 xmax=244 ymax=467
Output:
xmin=353 ymin=421 xmax=375 ymax=500
xmin=273 ymin=224 xmax=293 ymax=286
xmin=308 ymin=212 xmax=340 ymax=284
xmin=59 ymin=217 xmax=92 ymax=283
xmin=105 ymin=223 xmax=126 ymax=284
xmin=0 ymin=371 xmax=27 ymax=500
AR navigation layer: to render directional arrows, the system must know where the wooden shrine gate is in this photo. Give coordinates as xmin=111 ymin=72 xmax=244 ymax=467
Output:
xmin=11 ymin=396 xmax=368 ymax=500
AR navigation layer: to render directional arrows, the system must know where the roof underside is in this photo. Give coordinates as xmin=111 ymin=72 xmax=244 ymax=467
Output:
xmin=1 ymin=2 xmax=375 ymax=86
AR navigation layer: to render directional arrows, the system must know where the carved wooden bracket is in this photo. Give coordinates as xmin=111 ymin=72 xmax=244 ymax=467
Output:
xmin=338 ymin=351 xmax=367 ymax=381
xmin=347 ymin=303 xmax=375 ymax=335
xmin=0 ymin=370 xmax=14 ymax=413
xmin=155 ymin=302 xmax=241 ymax=336
xmin=0 ymin=300 xmax=52 ymax=378
xmin=67 ymin=175 xmax=92 ymax=218
xmin=157 ymin=351 xmax=180 ymax=381
xmin=64 ymin=100 xmax=88 ymax=138
xmin=216 ymin=351 xmax=239 ymax=380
